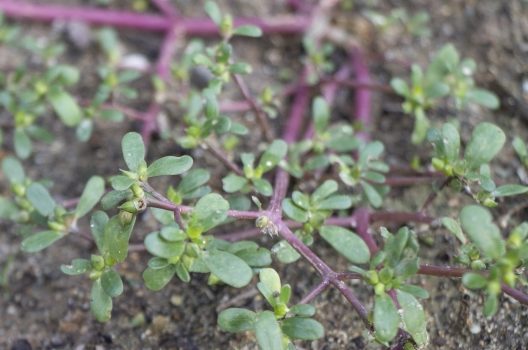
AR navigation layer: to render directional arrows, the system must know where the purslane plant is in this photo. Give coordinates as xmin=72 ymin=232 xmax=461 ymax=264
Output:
xmin=1 ymin=1 xmax=528 ymax=350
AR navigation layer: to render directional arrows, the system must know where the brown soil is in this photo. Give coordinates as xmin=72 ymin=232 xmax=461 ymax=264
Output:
xmin=1 ymin=0 xmax=528 ymax=349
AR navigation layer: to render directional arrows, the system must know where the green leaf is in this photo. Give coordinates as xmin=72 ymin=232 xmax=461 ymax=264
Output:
xmin=144 ymin=232 xmax=185 ymax=258
xmin=282 ymin=317 xmax=324 ymax=340
xmin=398 ymin=285 xmax=429 ymax=299
xmin=460 ymin=205 xmax=505 ymax=260
xmin=513 ymin=136 xmax=527 ymax=159
xmin=493 ymin=184 xmax=528 ymax=197
xmin=258 ymin=268 xmax=281 ymax=305
xmin=75 ymin=176 xmax=105 ymax=218
xmin=175 ymin=262 xmax=190 ymax=282
xmin=0 ymin=197 xmax=17 ymax=220
xmin=441 ymin=217 xmax=466 ymax=244
xmin=282 ymin=199 xmax=309 ymax=222
xmin=361 ymin=181 xmax=383 ymax=208
xmin=229 ymin=62 xmax=252 ymax=74
xmin=483 ymin=294 xmax=498 ymax=317
xmin=101 ymin=269 xmax=123 ymax=297
xmin=272 ymin=240 xmax=301 ymax=264
xmin=2 ymin=156 xmax=25 ymax=183
xmin=253 ymin=178 xmax=273 ymax=196
xmin=411 ymin=108 xmax=430 ymax=144
xmin=103 ymin=214 xmax=136 ymax=263
xmin=110 ymin=175 xmax=135 ymax=191
xmin=27 ymin=183 xmax=56 ymax=216
xmin=61 ymin=258 xmax=91 ymax=275
xmin=143 ymin=265 xmax=176 ymax=291
xmin=462 ymin=272 xmax=487 ymax=289
xmin=467 ymin=88 xmax=500 ymax=109
xmin=292 ymin=191 xmax=310 ymax=210
xmin=48 ymin=90 xmax=83 ymax=126
xmin=218 ymin=308 xmax=256 ymax=332
xmin=425 ymin=81 xmax=449 ymax=99
xmin=21 ymin=230 xmax=63 ymax=252
xmin=159 ymin=226 xmax=186 ymax=242
xmin=204 ymin=1 xmax=222 ymax=25
xmin=312 ymin=180 xmax=338 ymax=203
xmin=390 ymin=78 xmax=408 ymax=96
xmin=233 ymin=25 xmax=262 ymax=37
xmin=101 ymin=190 xmax=131 ymax=210
xmin=192 ymin=193 xmax=229 ymax=231
xmin=76 ymin=119 xmax=93 ymax=142
xmin=90 ymin=279 xmax=112 ymax=322
xmin=397 ymin=290 xmax=428 ymax=346
xmin=290 ymin=304 xmax=316 ymax=317
xmin=204 ymin=250 xmax=252 ymax=288
xmin=222 ymin=173 xmax=248 ymax=193
xmin=178 ymin=168 xmax=210 ymax=194
xmin=90 ymin=211 xmax=108 ymax=252
xmin=317 ymin=195 xmax=352 ymax=210
xmin=464 ymin=123 xmax=505 ymax=170
xmin=121 ymin=132 xmax=145 ymax=171
xmin=384 ymin=227 xmax=410 ymax=267
xmin=147 ymin=156 xmax=193 ymax=177
xmin=235 ymin=247 xmax=272 ymax=267
xmin=374 ymin=293 xmax=399 ymax=344
xmin=441 ymin=123 xmax=460 ymax=163
xmin=148 ymin=257 xmax=170 ymax=269
xmin=14 ymin=129 xmax=32 ymax=159
xmin=100 ymin=108 xmax=124 ymax=122
xmin=313 ymin=96 xmax=329 ymax=134
xmin=258 ymin=140 xmax=287 ymax=173
xmin=255 ymin=311 xmax=283 ymax=350
xmin=320 ymin=226 xmax=371 ymax=264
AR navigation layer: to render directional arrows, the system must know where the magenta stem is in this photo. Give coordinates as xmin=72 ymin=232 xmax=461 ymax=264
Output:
xmin=233 ymin=74 xmax=273 ymax=141
xmin=147 ymin=199 xmax=261 ymax=220
xmin=299 ymin=279 xmax=331 ymax=304
xmin=354 ymin=207 xmax=379 ymax=254
xmin=350 ymin=48 xmax=372 ymax=142
xmin=0 ymin=1 xmax=308 ymax=35
xmin=370 ymin=211 xmax=434 ymax=225
xmin=268 ymin=68 xmax=310 ymax=216
xmin=276 ymin=221 xmax=369 ymax=324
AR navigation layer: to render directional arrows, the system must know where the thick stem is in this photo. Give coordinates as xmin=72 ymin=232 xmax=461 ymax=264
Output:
xmin=276 ymin=221 xmax=369 ymax=324
xmin=349 ymin=48 xmax=372 ymax=142
xmin=0 ymin=1 xmax=308 ymax=35
xmin=354 ymin=207 xmax=378 ymax=254
xmin=141 ymin=25 xmax=182 ymax=144
xmin=268 ymin=68 xmax=310 ymax=216
xmin=233 ymin=74 xmax=273 ymax=141
xmin=147 ymin=198 xmax=261 ymax=220
xmin=202 ymin=140 xmax=244 ymax=176
xmin=299 ymin=279 xmax=331 ymax=304
xmin=370 ymin=211 xmax=434 ymax=225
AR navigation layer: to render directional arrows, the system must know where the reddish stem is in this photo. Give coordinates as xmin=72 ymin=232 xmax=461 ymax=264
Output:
xmin=0 ymin=1 xmax=308 ymax=35
xmin=233 ymin=74 xmax=273 ymax=141
xmin=349 ymin=48 xmax=372 ymax=142
xmin=276 ymin=222 xmax=369 ymax=324
xmin=354 ymin=207 xmax=379 ymax=254
xmin=370 ymin=211 xmax=434 ymax=225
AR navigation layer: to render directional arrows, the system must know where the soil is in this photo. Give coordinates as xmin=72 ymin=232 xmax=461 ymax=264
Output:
xmin=1 ymin=0 xmax=528 ymax=349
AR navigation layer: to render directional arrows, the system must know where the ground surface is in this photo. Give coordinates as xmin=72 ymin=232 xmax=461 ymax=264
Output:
xmin=1 ymin=0 xmax=528 ymax=349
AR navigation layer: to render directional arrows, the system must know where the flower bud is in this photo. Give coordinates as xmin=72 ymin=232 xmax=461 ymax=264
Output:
xmin=118 ymin=210 xmax=135 ymax=225
xmin=91 ymin=254 xmax=105 ymax=271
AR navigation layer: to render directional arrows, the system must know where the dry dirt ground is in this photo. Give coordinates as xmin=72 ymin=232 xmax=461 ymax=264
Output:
xmin=1 ymin=0 xmax=528 ymax=349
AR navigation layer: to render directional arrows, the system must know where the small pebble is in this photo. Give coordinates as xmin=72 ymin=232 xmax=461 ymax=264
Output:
xmin=170 ymin=294 xmax=183 ymax=306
